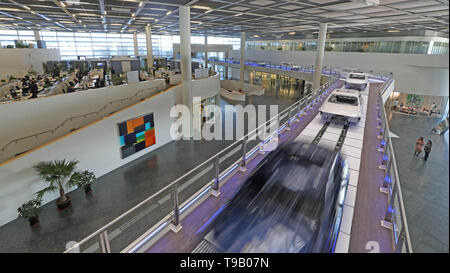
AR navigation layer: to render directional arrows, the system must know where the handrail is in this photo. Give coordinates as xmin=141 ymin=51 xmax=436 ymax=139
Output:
xmin=64 ymin=72 xmax=340 ymax=253
xmin=0 ymin=83 xmax=165 ymax=153
xmin=378 ymin=78 xmax=413 ymax=253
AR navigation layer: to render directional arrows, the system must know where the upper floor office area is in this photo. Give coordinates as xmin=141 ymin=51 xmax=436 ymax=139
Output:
xmin=246 ymin=31 xmax=449 ymax=55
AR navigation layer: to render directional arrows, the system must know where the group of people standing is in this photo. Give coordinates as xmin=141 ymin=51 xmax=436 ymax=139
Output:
xmin=414 ymin=137 xmax=433 ymax=161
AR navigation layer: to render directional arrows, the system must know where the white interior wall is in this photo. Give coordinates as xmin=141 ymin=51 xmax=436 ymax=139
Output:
xmin=0 ymin=48 xmax=61 ymax=81
xmin=0 ymin=80 xmax=167 ymax=163
xmin=229 ymin=50 xmax=449 ymax=97
xmin=0 ymin=75 xmax=220 ymax=227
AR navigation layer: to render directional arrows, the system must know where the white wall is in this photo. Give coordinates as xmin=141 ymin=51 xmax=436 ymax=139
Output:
xmin=0 ymin=75 xmax=220 ymax=227
xmin=0 ymin=48 xmax=61 ymax=81
xmin=230 ymin=50 xmax=449 ymax=97
xmin=191 ymin=73 xmax=220 ymax=99
xmin=0 ymin=80 xmax=167 ymax=163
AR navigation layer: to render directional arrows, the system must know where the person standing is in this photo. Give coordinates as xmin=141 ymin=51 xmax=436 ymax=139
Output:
xmin=423 ymin=140 xmax=432 ymax=161
xmin=429 ymin=102 xmax=437 ymax=117
xmin=414 ymin=136 xmax=424 ymax=156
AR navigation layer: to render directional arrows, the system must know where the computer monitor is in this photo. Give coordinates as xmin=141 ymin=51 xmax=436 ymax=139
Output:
xmin=97 ymin=62 xmax=103 ymax=66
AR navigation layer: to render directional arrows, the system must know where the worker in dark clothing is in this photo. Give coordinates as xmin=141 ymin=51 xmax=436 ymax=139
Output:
xmin=10 ymin=87 xmax=18 ymax=100
xmin=67 ymin=82 xmax=75 ymax=93
xmin=29 ymin=80 xmax=39 ymax=98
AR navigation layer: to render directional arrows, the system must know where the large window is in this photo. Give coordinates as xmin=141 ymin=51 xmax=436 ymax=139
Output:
xmin=247 ymin=38 xmax=448 ymax=55
xmin=0 ymin=29 xmax=243 ymax=60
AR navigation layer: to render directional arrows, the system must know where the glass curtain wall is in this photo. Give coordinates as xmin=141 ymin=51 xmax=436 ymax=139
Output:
xmin=0 ymin=29 xmax=241 ymax=60
xmin=246 ymin=39 xmax=449 ymax=55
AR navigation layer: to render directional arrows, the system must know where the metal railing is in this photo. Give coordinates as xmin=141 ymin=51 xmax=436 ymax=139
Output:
xmin=208 ymin=58 xmax=340 ymax=76
xmin=64 ymin=73 xmax=341 ymax=253
xmin=0 ymin=83 xmax=165 ymax=158
xmin=377 ymin=78 xmax=413 ymax=253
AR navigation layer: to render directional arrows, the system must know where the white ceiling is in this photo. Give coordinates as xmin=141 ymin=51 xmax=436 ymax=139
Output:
xmin=0 ymin=0 xmax=447 ymax=37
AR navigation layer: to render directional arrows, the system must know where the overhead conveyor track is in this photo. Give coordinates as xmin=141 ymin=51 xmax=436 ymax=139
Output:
xmin=312 ymin=120 xmax=331 ymax=144
xmin=334 ymin=121 xmax=349 ymax=151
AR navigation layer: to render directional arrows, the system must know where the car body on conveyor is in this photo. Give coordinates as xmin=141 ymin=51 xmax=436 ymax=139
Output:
xmin=203 ymin=142 xmax=349 ymax=253
xmin=319 ymin=89 xmax=362 ymax=124
xmin=344 ymin=72 xmax=369 ymax=91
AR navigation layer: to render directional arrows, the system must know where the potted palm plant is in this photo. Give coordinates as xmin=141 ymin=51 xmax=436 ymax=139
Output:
xmin=17 ymin=197 xmax=42 ymax=227
xmin=70 ymin=170 xmax=96 ymax=194
xmin=34 ymin=159 xmax=79 ymax=210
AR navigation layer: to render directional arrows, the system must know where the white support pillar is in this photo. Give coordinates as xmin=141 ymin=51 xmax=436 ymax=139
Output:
xmin=179 ymin=5 xmax=193 ymax=137
xmin=313 ymin=23 xmax=327 ymax=91
xmin=204 ymin=34 xmax=208 ymax=69
xmin=133 ymin=32 xmax=139 ymax=57
xmin=240 ymin=32 xmax=245 ymax=88
xmin=33 ymin=30 xmax=41 ymax=41
xmin=145 ymin=25 xmax=154 ymax=72
xmin=33 ymin=30 xmax=42 ymax=48
xmin=224 ymin=51 xmax=229 ymax=79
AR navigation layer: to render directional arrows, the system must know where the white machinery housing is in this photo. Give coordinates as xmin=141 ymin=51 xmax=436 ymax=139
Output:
xmin=319 ymin=89 xmax=362 ymax=124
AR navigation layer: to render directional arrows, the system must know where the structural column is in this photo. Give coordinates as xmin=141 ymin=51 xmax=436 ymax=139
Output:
xmin=240 ymin=32 xmax=245 ymax=88
xmin=312 ymin=23 xmax=327 ymax=91
xmin=204 ymin=34 xmax=208 ymax=69
xmin=133 ymin=32 xmax=139 ymax=57
xmin=33 ymin=30 xmax=44 ymax=48
xmin=179 ymin=6 xmax=193 ymax=137
xmin=224 ymin=51 xmax=229 ymax=79
xmin=145 ymin=25 xmax=154 ymax=72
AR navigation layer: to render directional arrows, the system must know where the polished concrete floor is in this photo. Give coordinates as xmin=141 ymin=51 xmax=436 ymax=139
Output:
xmin=0 ymin=79 xmax=304 ymax=252
xmin=388 ymin=112 xmax=449 ymax=253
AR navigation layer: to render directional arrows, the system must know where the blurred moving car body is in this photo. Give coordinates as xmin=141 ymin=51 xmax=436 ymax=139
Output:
xmin=203 ymin=142 xmax=349 ymax=253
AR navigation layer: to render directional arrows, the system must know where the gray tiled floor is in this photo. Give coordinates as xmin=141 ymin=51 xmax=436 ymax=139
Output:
xmin=388 ymin=112 xmax=449 ymax=253
xmin=0 ymin=80 xmax=303 ymax=253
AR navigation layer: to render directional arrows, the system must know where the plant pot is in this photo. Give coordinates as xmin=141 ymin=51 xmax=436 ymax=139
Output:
xmin=84 ymin=184 xmax=92 ymax=195
xmin=56 ymin=195 xmax=71 ymax=210
xmin=28 ymin=216 xmax=39 ymax=227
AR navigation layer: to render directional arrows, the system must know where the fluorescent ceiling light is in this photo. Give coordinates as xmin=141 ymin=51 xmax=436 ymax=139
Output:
xmin=234 ymin=13 xmax=243 ymax=16
xmin=0 ymin=7 xmax=22 ymax=12
xmin=76 ymin=13 xmax=99 ymax=17
xmin=192 ymin=5 xmax=211 ymax=10
xmin=139 ymin=2 xmax=143 ymax=7
xmin=111 ymin=7 xmax=130 ymax=12
xmin=132 ymin=13 xmax=136 ymax=17
xmin=289 ymin=32 xmax=295 ymax=35
xmin=205 ymin=10 xmax=212 ymax=14
xmin=166 ymin=11 xmax=172 ymax=16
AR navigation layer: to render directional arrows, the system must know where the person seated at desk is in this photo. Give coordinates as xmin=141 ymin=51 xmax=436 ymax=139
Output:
xmin=67 ymin=82 xmax=75 ymax=93
xmin=9 ymin=88 xmax=18 ymax=100
xmin=29 ymin=80 xmax=39 ymax=99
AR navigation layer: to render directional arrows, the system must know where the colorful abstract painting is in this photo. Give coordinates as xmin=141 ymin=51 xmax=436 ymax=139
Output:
xmin=118 ymin=113 xmax=156 ymax=159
